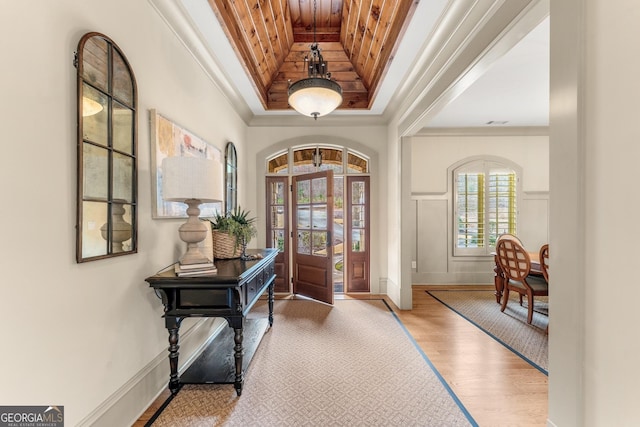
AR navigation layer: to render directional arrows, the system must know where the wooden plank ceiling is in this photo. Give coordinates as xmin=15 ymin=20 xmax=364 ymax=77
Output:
xmin=206 ymin=0 xmax=415 ymax=112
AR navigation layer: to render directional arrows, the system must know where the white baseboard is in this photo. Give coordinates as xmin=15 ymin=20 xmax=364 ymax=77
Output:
xmin=77 ymin=317 xmax=227 ymax=427
xmin=384 ymin=277 xmax=402 ymax=306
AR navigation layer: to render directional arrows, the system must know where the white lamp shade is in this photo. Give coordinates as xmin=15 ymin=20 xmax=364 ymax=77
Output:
xmin=161 ymin=156 xmax=223 ymax=203
xmin=288 ymin=78 xmax=343 ymax=118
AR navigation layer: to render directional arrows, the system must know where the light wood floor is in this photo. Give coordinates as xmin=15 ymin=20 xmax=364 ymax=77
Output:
xmin=393 ymin=285 xmax=548 ymax=426
xmin=134 ymin=285 xmax=548 ymax=426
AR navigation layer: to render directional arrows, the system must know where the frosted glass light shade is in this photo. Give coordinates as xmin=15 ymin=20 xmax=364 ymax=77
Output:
xmin=161 ymin=156 xmax=223 ymax=203
xmin=288 ymin=78 xmax=343 ymax=119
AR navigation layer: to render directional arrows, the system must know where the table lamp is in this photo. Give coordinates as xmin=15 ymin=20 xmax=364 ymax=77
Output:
xmin=162 ymin=156 xmax=223 ymax=265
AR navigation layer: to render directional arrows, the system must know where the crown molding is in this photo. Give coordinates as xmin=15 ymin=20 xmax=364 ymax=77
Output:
xmin=147 ymin=0 xmax=254 ymax=124
xmin=413 ymin=126 xmax=549 ymax=137
xmin=395 ymin=0 xmax=549 ymax=136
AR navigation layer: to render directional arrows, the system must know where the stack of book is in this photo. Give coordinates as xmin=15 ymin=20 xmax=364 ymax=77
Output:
xmin=174 ymin=260 xmax=217 ymax=277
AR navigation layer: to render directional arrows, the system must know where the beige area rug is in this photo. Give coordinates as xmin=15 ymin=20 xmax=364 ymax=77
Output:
xmin=427 ymin=290 xmax=548 ymax=373
xmin=149 ymin=299 xmax=476 ymax=426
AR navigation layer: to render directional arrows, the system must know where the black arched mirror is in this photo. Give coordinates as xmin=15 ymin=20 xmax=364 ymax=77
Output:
xmin=225 ymin=142 xmax=237 ymax=214
xmin=75 ymin=32 xmax=137 ymax=262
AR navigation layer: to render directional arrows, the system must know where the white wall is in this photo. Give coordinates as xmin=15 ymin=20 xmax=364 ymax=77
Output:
xmin=550 ymin=0 xmax=640 ymax=425
xmin=409 ymin=130 xmax=549 ymax=284
xmin=0 ymin=1 xmax=246 ymax=425
xmin=382 ymin=119 xmax=407 ymax=308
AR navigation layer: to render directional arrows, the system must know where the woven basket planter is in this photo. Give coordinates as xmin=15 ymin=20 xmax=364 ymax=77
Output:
xmin=212 ymin=230 xmax=242 ymax=259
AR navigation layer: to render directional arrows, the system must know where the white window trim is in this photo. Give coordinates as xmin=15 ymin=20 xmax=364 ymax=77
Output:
xmin=450 ymin=157 xmax=522 ymax=257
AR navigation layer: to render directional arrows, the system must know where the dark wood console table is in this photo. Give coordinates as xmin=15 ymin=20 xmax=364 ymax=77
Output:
xmin=145 ymin=248 xmax=278 ymax=396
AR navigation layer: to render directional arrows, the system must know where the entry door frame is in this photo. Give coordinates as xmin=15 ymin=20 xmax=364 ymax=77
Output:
xmin=265 ymin=160 xmax=372 ymax=294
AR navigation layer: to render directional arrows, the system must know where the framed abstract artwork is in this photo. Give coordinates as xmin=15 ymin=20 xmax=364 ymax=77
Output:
xmin=150 ymin=109 xmax=223 ymax=218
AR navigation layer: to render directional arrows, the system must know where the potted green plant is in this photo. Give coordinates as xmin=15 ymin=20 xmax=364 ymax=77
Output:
xmin=209 ymin=207 xmax=257 ymax=259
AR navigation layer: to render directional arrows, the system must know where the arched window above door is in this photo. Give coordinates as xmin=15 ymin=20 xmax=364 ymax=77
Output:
xmin=266 ymin=146 xmax=369 ymax=174
xmin=347 ymin=152 xmax=369 ymax=173
xmin=268 ymin=150 xmax=289 ymax=174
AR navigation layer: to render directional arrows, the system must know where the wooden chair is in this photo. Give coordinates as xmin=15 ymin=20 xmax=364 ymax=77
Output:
xmin=539 ymin=244 xmax=549 ymax=283
xmin=493 ymin=233 xmax=525 ymax=303
xmin=496 ymin=233 xmax=524 ymax=246
xmin=496 ymin=239 xmax=549 ymax=324
xmin=539 ymin=244 xmax=549 ymax=333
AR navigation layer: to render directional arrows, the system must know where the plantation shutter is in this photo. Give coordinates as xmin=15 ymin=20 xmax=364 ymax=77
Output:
xmin=456 ymin=173 xmax=484 ymax=248
xmin=488 ymin=172 xmax=517 ymax=247
xmin=454 ymin=161 xmax=518 ymax=255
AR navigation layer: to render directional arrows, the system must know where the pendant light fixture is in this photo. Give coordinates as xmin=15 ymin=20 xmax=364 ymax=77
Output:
xmin=287 ymin=0 xmax=343 ymax=120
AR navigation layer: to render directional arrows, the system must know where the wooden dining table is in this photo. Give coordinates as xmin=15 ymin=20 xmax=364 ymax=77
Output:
xmin=493 ymin=251 xmax=543 ymax=303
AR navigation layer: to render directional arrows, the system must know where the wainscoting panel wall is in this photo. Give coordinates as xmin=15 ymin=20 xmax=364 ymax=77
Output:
xmin=518 ymin=193 xmax=549 ymax=251
xmin=416 ymin=199 xmax=449 ymax=273
xmin=409 ymin=131 xmax=549 ymax=285
xmin=411 ymin=193 xmax=549 ymax=285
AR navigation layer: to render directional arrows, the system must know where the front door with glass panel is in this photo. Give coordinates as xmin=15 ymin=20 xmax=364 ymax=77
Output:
xmin=265 ymin=146 xmax=371 ymax=298
xmin=292 ymin=171 xmax=334 ymax=305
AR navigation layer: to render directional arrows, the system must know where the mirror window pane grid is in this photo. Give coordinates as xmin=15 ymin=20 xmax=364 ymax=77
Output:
xmin=81 ymin=201 xmax=108 ymax=258
xmin=83 ymin=144 xmax=109 ymax=199
xmin=82 ymin=84 xmax=108 ymax=144
xmin=82 ymin=37 xmax=108 ymax=91
xmin=77 ymin=33 xmax=137 ymax=262
xmin=112 ymin=49 xmax=133 ymax=104
xmin=113 ymin=101 xmax=134 ymax=153
xmin=113 ymin=153 xmax=133 ymax=202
